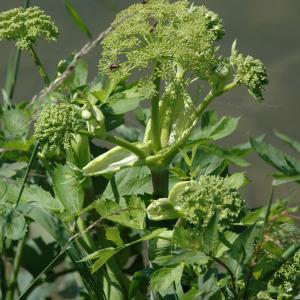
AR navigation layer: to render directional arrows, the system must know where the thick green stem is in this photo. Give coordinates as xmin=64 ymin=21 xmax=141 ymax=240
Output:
xmin=151 ymin=71 xmax=162 ymax=152
xmin=151 ymin=168 xmax=169 ymax=199
xmin=5 ymin=234 xmax=27 ymax=300
xmin=29 ymin=45 xmax=51 ymax=86
xmin=152 ymin=82 xmax=238 ymax=164
xmin=106 ymin=134 xmax=147 ymax=158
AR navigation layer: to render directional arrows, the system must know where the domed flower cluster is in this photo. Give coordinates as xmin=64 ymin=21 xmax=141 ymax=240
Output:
xmin=34 ymin=103 xmax=81 ymax=152
xmin=0 ymin=6 xmax=58 ymax=50
xmin=99 ymin=0 xmax=223 ymax=81
xmin=175 ymin=175 xmax=246 ymax=230
xmin=230 ymin=42 xmax=268 ymax=101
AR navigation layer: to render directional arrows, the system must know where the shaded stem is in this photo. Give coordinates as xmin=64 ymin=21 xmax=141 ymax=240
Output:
xmin=151 ymin=168 xmax=169 ymax=199
xmin=5 ymin=234 xmax=27 ymax=300
xmin=209 ymin=255 xmax=239 ymax=300
xmin=29 ymin=45 xmax=51 ymax=86
xmin=151 ymin=69 xmax=162 ymax=152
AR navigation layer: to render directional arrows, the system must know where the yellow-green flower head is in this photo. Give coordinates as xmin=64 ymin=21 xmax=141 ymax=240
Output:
xmin=34 ymin=104 xmax=81 ymax=152
xmin=0 ymin=6 xmax=58 ymax=50
xmin=273 ymin=251 xmax=300 ymax=292
xmin=230 ymin=42 xmax=268 ymax=101
xmin=99 ymin=0 xmax=224 ymax=81
xmin=175 ymin=175 xmax=246 ymax=230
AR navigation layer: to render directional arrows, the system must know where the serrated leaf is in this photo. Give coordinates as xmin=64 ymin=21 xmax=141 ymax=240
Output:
xmin=53 ymin=164 xmax=84 ymax=215
xmin=231 ymin=225 xmax=259 ymax=264
xmin=275 ymin=130 xmax=300 ymax=153
xmin=96 ymin=196 xmax=146 ymax=229
xmin=0 ymin=179 xmax=64 ymax=212
xmin=3 ymin=209 xmax=27 ymax=240
xmin=189 ymin=116 xmax=239 ymax=144
xmin=203 ymin=212 xmax=220 ymax=255
xmin=224 ymin=173 xmax=249 ymax=189
xmin=64 ymin=0 xmax=92 ymax=40
xmin=102 ymin=167 xmax=152 ymax=200
xmin=107 ymin=85 xmax=148 ymax=114
xmin=200 ymin=144 xmax=250 ymax=167
xmin=1 ymin=108 xmax=30 ymax=139
xmin=251 ymin=138 xmax=300 ymax=176
xmin=150 ymin=263 xmax=184 ymax=296
xmin=0 ymin=162 xmax=27 ymax=178
xmin=105 ymin=226 xmax=124 ymax=247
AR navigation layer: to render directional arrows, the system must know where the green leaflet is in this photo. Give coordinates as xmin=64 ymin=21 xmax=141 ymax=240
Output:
xmin=0 ymin=178 xmax=64 ymax=212
xmin=150 ymin=263 xmax=184 ymax=296
xmin=1 ymin=209 xmax=27 ymax=240
xmin=106 ymin=85 xmax=149 ymax=115
xmin=95 ymin=196 xmax=146 ymax=229
xmin=83 ymin=142 xmax=151 ymax=176
xmin=0 ymin=161 xmax=27 ymax=178
xmin=224 ymin=173 xmax=249 ymax=189
xmin=189 ymin=115 xmax=240 ymax=145
xmin=275 ymin=130 xmax=300 ymax=153
xmin=251 ymin=138 xmax=300 ymax=176
xmin=81 ymin=229 xmax=166 ymax=273
xmin=1 ymin=108 xmax=31 ymax=139
xmin=102 ymin=167 xmax=152 ymax=200
xmin=53 ymin=164 xmax=84 ymax=215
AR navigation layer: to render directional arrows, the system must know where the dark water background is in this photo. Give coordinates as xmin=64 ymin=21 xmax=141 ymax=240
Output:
xmin=1 ymin=0 xmax=300 ymax=206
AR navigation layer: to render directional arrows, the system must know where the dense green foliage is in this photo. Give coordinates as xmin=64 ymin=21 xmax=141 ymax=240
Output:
xmin=0 ymin=1 xmax=299 ymax=300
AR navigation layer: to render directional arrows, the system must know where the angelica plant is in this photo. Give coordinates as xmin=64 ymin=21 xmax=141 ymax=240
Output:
xmin=81 ymin=0 xmax=268 ymax=199
xmin=5 ymin=1 xmax=300 ymax=300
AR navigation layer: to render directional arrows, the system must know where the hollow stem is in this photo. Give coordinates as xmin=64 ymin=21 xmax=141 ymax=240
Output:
xmin=150 ymin=168 xmax=169 ymax=199
xmin=29 ymin=45 xmax=51 ymax=86
xmin=5 ymin=234 xmax=27 ymax=300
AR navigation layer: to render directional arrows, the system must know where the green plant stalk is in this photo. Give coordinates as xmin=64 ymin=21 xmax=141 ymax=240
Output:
xmin=146 ymin=82 xmax=238 ymax=168
xmin=160 ymin=66 xmax=185 ymax=148
xmin=5 ymin=234 xmax=27 ymax=300
xmin=15 ymin=143 xmax=39 ymax=207
xmin=4 ymin=0 xmax=30 ymax=101
xmin=28 ymin=45 xmax=51 ymax=86
xmin=79 ymin=130 xmax=147 ymax=158
xmin=4 ymin=143 xmax=39 ymax=300
xmin=151 ymin=72 xmax=162 ymax=153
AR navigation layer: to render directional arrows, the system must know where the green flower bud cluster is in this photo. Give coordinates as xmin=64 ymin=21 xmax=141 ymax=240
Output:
xmin=175 ymin=175 xmax=246 ymax=230
xmin=230 ymin=42 xmax=268 ymax=101
xmin=100 ymin=0 xmax=223 ymax=81
xmin=34 ymin=103 xmax=81 ymax=152
xmin=273 ymin=251 xmax=300 ymax=293
xmin=0 ymin=6 xmax=58 ymax=50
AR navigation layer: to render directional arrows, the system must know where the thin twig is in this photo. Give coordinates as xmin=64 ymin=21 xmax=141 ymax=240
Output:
xmin=28 ymin=25 xmax=112 ymax=108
